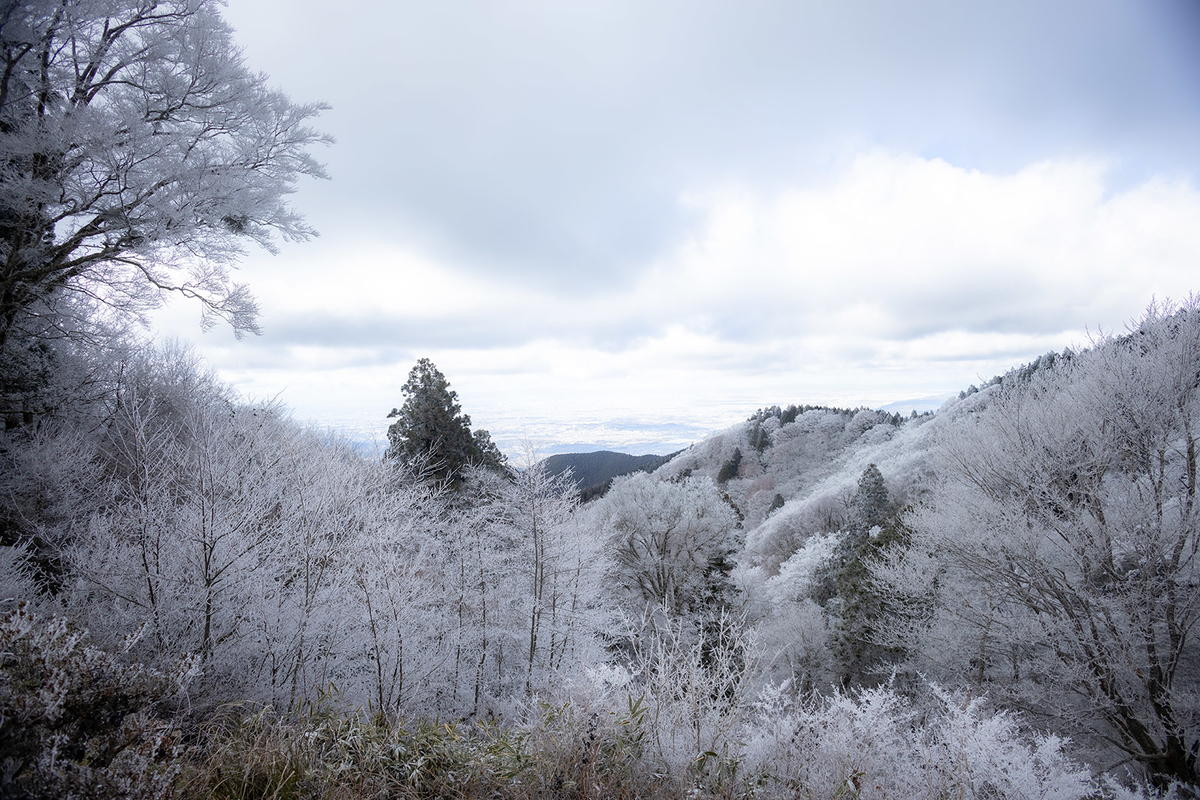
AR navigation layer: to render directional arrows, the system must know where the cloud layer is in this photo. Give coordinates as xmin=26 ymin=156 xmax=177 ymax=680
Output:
xmin=158 ymin=150 xmax=1200 ymax=454
xmin=149 ymin=1 xmax=1200 ymax=454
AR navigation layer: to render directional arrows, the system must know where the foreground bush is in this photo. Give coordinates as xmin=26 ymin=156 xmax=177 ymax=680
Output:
xmin=178 ymin=689 xmax=1110 ymax=800
xmin=744 ymin=683 xmax=1098 ymax=799
xmin=8 ymin=606 xmax=1192 ymax=799
xmin=181 ymin=698 xmax=670 ymax=800
xmin=0 ymin=605 xmax=193 ymax=799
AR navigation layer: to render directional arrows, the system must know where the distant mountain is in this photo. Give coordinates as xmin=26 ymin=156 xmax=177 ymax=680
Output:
xmin=541 ymin=450 xmax=678 ymax=501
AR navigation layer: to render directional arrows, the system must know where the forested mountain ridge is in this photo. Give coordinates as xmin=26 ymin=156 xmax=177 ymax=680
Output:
xmin=540 ymin=450 xmax=677 ymax=500
xmin=653 ymin=402 xmax=937 ymax=548
xmin=625 ymin=307 xmax=1199 ymax=789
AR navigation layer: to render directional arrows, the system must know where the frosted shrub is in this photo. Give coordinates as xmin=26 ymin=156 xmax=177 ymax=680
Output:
xmin=745 ymin=684 xmax=927 ymax=798
xmin=618 ymin=607 xmax=755 ymax=780
xmin=926 ymin=688 xmax=1095 ymax=800
xmin=0 ymin=545 xmax=38 ymax=612
xmin=744 ymin=683 xmax=1096 ymax=800
xmin=0 ymin=605 xmax=194 ymax=799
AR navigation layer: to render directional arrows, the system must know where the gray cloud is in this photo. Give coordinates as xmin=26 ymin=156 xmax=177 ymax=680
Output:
xmin=153 ymin=0 xmax=1200 ymax=454
xmin=226 ymin=0 xmax=1200 ymax=293
xmin=260 ymin=306 xmax=669 ymax=353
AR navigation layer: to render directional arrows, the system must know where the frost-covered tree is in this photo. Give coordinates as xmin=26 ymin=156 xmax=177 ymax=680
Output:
xmin=40 ymin=341 xmax=446 ymax=711
xmin=342 ymin=470 xmax=444 ymax=714
xmin=393 ymin=457 xmax=611 ymax=713
xmin=716 ymin=447 xmax=742 ymax=484
xmin=0 ymin=0 xmax=330 ymax=348
xmin=596 ymin=473 xmax=737 ymax=618
xmin=507 ymin=455 xmax=578 ymax=693
xmin=874 ymin=300 xmax=1200 ymax=789
xmin=385 ymin=359 xmax=505 ymax=488
xmin=66 ymin=389 xmax=313 ymax=702
xmin=851 ymin=463 xmax=889 ymax=535
xmin=738 ymin=532 xmax=838 ymax=693
xmin=831 ymin=515 xmax=910 ymax=685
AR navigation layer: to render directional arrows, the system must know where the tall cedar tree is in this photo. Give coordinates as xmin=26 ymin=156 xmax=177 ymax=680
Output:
xmin=852 ymin=463 xmax=889 ymax=535
xmin=385 ymin=359 xmax=505 ymax=487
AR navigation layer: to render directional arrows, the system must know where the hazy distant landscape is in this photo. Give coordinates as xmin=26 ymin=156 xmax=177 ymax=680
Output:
xmin=3 ymin=1 xmax=1200 ymax=798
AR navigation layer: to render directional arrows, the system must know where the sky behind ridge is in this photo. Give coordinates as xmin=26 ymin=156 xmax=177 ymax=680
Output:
xmin=154 ymin=0 xmax=1200 ymax=456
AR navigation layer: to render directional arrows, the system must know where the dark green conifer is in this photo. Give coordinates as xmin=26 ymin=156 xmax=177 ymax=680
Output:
xmin=851 ymin=463 xmax=888 ymax=534
xmin=716 ymin=448 xmax=742 ymax=484
xmin=385 ymin=358 xmax=506 ymax=487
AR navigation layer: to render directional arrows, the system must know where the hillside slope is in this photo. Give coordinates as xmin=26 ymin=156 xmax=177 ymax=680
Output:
xmin=653 ymin=404 xmax=939 ymax=569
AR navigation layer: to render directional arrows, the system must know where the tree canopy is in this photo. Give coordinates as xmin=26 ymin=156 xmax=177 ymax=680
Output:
xmin=873 ymin=301 xmax=1200 ymax=788
xmin=597 ymin=472 xmax=737 ymax=618
xmin=0 ymin=0 xmax=330 ymax=349
xmin=851 ymin=463 xmax=888 ymax=534
xmin=385 ymin=358 xmax=506 ymax=487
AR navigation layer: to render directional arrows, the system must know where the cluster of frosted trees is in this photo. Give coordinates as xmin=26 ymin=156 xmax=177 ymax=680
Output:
xmin=0 ymin=340 xmax=617 ymax=719
xmin=1 ymin=335 xmax=744 ymax=719
xmin=874 ymin=302 xmax=1200 ymax=788
xmin=716 ymin=301 xmax=1199 ymax=791
xmin=3 ymin=301 xmax=1198 ymax=794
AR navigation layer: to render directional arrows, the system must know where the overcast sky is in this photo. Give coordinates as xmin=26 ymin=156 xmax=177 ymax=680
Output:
xmin=154 ymin=0 xmax=1200 ymax=456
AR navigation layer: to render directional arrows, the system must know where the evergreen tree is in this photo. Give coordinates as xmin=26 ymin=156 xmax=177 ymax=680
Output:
xmin=812 ymin=464 xmax=891 ymax=607
xmin=832 ymin=516 xmax=911 ymax=685
xmin=851 ymin=463 xmax=889 ymax=535
xmin=385 ymin=359 xmax=506 ymax=487
xmin=716 ymin=448 xmax=742 ymax=484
